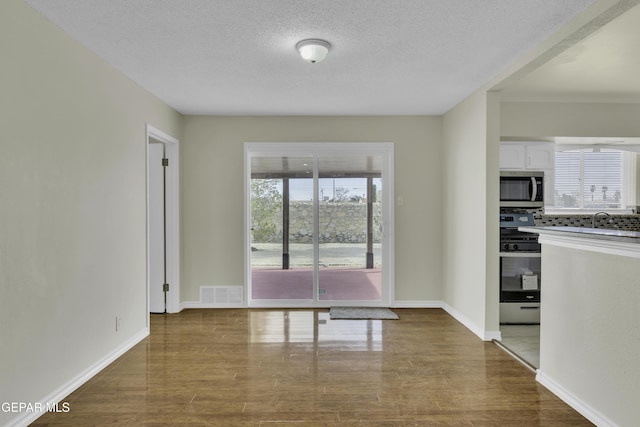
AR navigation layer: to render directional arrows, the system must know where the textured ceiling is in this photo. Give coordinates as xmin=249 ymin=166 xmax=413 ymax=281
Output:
xmin=24 ymin=0 xmax=597 ymax=115
xmin=502 ymin=3 xmax=640 ymax=103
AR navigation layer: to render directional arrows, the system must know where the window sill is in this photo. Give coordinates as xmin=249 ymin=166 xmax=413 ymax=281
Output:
xmin=543 ymin=208 xmax=637 ymax=216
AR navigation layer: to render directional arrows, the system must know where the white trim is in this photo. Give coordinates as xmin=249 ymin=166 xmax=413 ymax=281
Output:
xmin=165 ymin=141 xmax=180 ymax=313
xmin=313 ymin=156 xmax=320 ymax=300
xmin=181 ymin=301 xmax=246 ymax=309
xmin=623 ymin=150 xmax=636 ymax=207
xmin=536 ymin=371 xmax=619 ymax=427
xmin=482 ymin=330 xmax=502 ymax=341
xmin=243 ymin=144 xmax=251 ymax=307
xmin=385 ymin=146 xmax=395 ymax=306
xmin=442 ymin=302 xmax=500 ymax=341
xmin=391 ymin=301 xmax=502 ymax=341
xmin=392 ymin=300 xmax=444 ymax=308
xmin=146 ymin=124 xmax=181 ymax=320
xmin=244 ymin=142 xmax=395 ymax=308
xmin=146 ymin=125 xmax=178 ymax=146
xmin=536 ymin=233 xmax=640 ymax=258
xmin=8 ymin=329 xmax=148 ymax=427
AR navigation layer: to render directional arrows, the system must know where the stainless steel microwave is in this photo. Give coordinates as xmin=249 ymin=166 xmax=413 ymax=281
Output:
xmin=500 ymin=171 xmax=544 ymax=208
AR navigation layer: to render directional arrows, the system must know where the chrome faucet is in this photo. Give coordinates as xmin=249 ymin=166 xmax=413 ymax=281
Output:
xmin=592 ymin=211 xmax=610 ymax=228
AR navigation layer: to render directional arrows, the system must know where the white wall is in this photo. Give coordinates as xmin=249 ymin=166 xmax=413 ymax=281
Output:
xmin=0 ymin=1 xmax=182 ymax=424
xmin=485 ymin=92 xmax=501 ymax=334
xmin=501 ymin=101 xmax=640 ymax=138
xmin=539 ymin=243 xmax=640 ymax=426
xmin=180 ymin=116 xmax=442 ymax=304
xmin=441 ymin=91 xmax=501 ymax=339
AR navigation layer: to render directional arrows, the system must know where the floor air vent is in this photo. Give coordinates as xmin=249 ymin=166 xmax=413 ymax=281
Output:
xmin=200 ymin=286 xmax=243 ymax=305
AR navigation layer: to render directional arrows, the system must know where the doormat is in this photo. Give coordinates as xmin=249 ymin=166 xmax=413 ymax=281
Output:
xmin=329 ymin=307 xmax=399 ymax=320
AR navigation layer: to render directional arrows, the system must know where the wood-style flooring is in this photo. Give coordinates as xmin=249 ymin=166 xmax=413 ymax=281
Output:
xmin=32 ymin=309 xmax=592 ymax=426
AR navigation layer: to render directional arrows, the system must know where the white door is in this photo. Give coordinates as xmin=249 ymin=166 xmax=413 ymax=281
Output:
xmin=147 ymin=125 xmax=180 ymax=316
xmin=149 ymin=142 xmax=166 ymax=313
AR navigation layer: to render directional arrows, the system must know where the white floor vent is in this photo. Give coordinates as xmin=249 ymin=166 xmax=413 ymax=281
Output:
xmin=200 ymin=286 xmax=243 ymax=305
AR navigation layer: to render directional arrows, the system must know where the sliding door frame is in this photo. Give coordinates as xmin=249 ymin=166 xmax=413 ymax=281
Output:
xmin=244 ymin=142 xmax=394 ymax=308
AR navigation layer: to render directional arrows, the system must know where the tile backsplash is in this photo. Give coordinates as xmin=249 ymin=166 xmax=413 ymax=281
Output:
xmin=500 ymin=208 xmax=640 ymax=231
xmin=536 ymin=214 xmax=640 ymax=230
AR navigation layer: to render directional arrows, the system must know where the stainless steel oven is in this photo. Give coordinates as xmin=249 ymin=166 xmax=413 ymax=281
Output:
xmin=499 ymin=213 xmax=541 ymax=324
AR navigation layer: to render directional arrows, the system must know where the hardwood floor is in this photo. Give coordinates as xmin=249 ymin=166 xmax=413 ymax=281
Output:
xmin=32 ymin=309 xmax=592 ymax=426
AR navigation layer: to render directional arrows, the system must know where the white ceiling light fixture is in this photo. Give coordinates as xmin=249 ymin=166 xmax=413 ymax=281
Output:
xmin=296 ymin=39 xmax=331 ymax=64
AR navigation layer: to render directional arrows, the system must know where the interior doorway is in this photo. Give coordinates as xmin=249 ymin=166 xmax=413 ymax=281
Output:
xmin=245 ymin=143 xmax=394 ymax=308
xmin=146 ymin=125 xmax=180 ymax=316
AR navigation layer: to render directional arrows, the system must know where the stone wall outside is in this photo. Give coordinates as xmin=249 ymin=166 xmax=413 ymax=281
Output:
xmin=254 ymin=201 xmax=382 ymax=243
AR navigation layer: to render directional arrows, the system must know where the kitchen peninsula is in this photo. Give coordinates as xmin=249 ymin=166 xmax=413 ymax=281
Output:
xmin=518 ymin=226 xmax=640 ymax=427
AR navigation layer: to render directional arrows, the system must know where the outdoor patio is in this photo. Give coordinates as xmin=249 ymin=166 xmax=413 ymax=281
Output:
xmin=251 ymin=243 xmax=382 ymax=300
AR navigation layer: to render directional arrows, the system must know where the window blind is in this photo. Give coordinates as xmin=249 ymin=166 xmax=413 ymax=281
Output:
xmin=553 ymin=149 xmax=623 ymax=209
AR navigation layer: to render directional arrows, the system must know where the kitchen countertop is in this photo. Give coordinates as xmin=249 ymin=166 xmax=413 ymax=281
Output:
xmin=519 ymin=226 xmax=640 ymax=244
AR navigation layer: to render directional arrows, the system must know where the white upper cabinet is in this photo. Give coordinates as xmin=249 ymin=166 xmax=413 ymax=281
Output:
xmin=526 ymin=144 xmax=554 ymax=170
xmin=499 ymin=144 xmax=526 ymax=169
xmin=501 ymin=142 xmax=556 ymax=206
xmin=500 ymin=142 xmax=554 ymax=171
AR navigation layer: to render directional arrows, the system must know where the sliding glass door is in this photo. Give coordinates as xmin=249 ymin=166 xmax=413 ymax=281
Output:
xmin=249 ymin=157 xmax=314 ymax=301
xmin=246 ymin=143 xmax=393 ymax=307
xmin=318 ymin=157 xmax=383 ymax=301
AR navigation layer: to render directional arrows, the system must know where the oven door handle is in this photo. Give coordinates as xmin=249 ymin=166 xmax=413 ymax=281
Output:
xmin=499 ymin=252 xmax=541 ymax=258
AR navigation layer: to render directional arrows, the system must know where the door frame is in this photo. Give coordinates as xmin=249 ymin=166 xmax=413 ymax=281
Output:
xmin=244 ymin=142 xmax=395 ymax=308
xmin=146 ymin=124 xmax=180 ymax=320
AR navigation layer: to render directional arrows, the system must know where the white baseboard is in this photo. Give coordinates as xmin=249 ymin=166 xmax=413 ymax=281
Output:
xmin=6 ymin=328 xmax=149 ymax=427
xmin=441 ymin=302 xmax=483 ymax=339
xmin=393 ymin=301 xmax=500 ymax=341
xmin=483 ymin=329 xmax=502 ymax=341
xmin=181 ymin=301 xmax=246 ymax=309
xmin=536 ymin=370 xmax=618 ymax=427
xmin=441 ymin=302 xmax=500 ymax=341
xmin=392 ymin=300 xmax=444 ymax=308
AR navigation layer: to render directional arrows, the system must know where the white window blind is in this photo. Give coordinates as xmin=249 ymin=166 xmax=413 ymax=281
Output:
xmin=553 ymin=149 xmax=624 ymax=209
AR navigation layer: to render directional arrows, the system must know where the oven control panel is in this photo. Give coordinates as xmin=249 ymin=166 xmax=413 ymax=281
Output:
xmin=500 ymin=213 xmax=535 ymax=228
xmin=502 ymin=241 xmax=540 ymax=252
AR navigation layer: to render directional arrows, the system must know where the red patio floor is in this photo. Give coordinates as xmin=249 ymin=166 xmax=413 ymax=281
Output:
xmin=251 ymin=267 xmax=381 ymax=301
